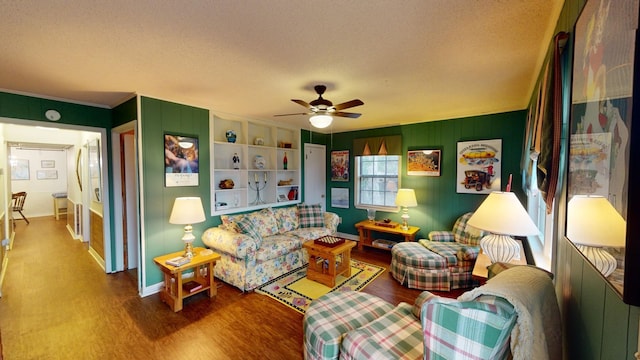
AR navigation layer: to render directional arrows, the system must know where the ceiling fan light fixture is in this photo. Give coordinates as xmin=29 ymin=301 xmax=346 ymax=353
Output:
xmin=309 ymin=114 xmax=333 ymax=128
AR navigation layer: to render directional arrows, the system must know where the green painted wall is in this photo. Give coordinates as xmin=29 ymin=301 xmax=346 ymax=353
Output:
xmin=139 ymin=97 xmax=210 ymax=287
xmin=303 ymin=111 xmax=527 ymax=240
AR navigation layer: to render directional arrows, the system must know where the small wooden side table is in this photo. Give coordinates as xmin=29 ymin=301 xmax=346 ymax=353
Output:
xmin=153 ymin=247 xmax=221 ymax=312
xmin=303 ymin=240 xmax=356 ymax=287
xmin=354 ymin=220 xmax=420 ymax=251
xmin=472 ymin=240 xmax=527 ymax=283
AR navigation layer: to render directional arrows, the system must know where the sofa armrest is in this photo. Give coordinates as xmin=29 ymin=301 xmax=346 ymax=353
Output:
xmin=456 ymin=246 xmax=480 ymax=261
xmin=201 ymin=227 xmax=259 ymax=258
xmin=324 ymin=212 xmax=340 ymax=233
xmin=428 ymin=231 xmax=456 ymax=242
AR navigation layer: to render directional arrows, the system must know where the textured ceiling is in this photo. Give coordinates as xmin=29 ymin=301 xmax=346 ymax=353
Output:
xmin=0 ymin=1 xmax=563 ymax=133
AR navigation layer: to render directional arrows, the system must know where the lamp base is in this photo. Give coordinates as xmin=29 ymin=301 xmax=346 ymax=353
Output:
xmin=480 ymin=234 xmax=520 ymax=263
xmin=401 ymin=208 xmax=410 ymax=231
xmin=575 ymin=244 xmax=617 ymax=277
xmin=182 ymin=224 xmax=195 ymax=259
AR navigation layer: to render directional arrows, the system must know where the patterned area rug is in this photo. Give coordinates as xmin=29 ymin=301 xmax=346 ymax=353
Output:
xmin=255 ymin=259 xmax=385 ymax=314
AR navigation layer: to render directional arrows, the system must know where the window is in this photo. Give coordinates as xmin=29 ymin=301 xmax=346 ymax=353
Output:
xmin=355 ymin=155 xmax=401 ymax=210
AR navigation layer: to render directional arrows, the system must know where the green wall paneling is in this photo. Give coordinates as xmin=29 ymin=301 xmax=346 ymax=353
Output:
xmin=140 ymin=96 xmax=210 ymax=287
xmin=602 ymin=286 xmax=630 ymax=359
xmin=112 ymin=96 xmax=137 ymax=127
xmin=581 ymin=261 xmax=606 ymax=360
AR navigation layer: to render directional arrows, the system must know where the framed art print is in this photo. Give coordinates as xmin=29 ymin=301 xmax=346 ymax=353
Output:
xmin=407 ymin=149 xmax=441 ymax=176
xmin=456 ymin=139 xmax=502 ymax=194
xmin=164 ymin=134 xmax=199 ymax=187
xmin=331 ymin=150 xmax=349 ymax=181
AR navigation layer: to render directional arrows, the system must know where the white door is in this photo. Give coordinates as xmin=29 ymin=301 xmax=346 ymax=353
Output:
xmin=304 ymin=143 xmax=326 ymax=211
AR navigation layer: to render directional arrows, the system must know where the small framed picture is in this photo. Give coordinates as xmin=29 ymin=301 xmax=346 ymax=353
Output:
xmin=278 ymin=194 xmax=289 ymax=202
xmin=407 ymin=150 xmax=441 ymax=176
xmin=41 ymin=160 xmax=55 ymax=168
xmin=331 ymin=150 xmax=349 ymax=181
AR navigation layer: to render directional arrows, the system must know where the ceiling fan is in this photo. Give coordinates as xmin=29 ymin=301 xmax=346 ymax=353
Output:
xmin=274 ymin=85 xmax=364 ymax=128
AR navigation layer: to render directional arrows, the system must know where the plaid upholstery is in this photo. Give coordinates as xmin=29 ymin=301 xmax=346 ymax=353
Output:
xmin=391 ymin=243 xmax=451 ymax=291
xmin=428 ymin=212 xmax=485 ymax=246
xmin=303 ymin=291 xmax=394 ymax=360
xmin=235 ymin=216 xmax=263 ymax=246
xmin=421 ymin=295 xmax=516 ymax=360
xmin=340 ymin=303 xmax=423 ymax=360
xmin=298 ymin=204 xmax=326 ymax=228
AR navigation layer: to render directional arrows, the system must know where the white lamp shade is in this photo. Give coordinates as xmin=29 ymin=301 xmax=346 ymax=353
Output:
xmin=395 ymin=189 xmax=418 ymax=207
xmin=169 ymin=197 xmax=206 ymax=225
xmin=467 ymin=191 xmax=538 ymax=236
xmin=567 ymin=195 xmax=626 ymax=248
xmin=309 ymin=114 xmax=333 ymax=128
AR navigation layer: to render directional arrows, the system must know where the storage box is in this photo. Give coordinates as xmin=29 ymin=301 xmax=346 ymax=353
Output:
xmin=372 ymin=239 xmax=397 ymax=249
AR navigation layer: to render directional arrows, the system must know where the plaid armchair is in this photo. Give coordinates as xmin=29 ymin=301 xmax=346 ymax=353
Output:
xmin=419 ymin=212 xmax=486 ymax=290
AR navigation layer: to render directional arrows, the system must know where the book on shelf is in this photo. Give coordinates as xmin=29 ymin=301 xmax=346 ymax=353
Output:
xmin=165 ymin=256 xmax=190 ymax=267
xmin=182 ymin=280 xmax=203 ymax=293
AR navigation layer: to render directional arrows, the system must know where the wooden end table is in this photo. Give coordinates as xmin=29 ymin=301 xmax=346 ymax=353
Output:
xmin=153 ymin=247 xmax=221 ymax=312
xmin=354 ymin=220 xmax=420 ymax=251
xmin=302 ymin=239 xmax=356 ymax=287
xmin=472 ymin=240 xmax=527 ymax=283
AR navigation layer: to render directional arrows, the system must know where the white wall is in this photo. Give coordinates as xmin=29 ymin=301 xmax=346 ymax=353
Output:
xmin=9 ymin=147 xmax=68 ymax=218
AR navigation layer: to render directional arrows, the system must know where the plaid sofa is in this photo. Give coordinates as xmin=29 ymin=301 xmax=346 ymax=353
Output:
xmin=303 ymin=288 xmax=517 ymax=360
xmin=391 ymin=212 xmax=485 ymax=291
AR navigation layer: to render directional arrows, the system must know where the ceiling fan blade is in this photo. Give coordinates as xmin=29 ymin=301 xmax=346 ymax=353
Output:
xmin=274 ymin=112 xmax=312 ymax=117
xmin=333 ymin=111 xmax=361 ymax=118
xmin=291 ymin=99 xmax=312 ymax=109
xmin=333 ymin=99 xmax=364 ymax=111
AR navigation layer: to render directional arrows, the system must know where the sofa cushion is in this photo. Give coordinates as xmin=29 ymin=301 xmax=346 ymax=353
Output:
xmin=246 ymin=208 xmax=279 ymax=237
xmin=304 ymin=291 xmax=396 ymax=360
xmin=255 ymin=235 xmax=303 ymax=262
xmin=340 ymin=302 xmax=423 ymax=360
xmin=421 ymin=295 xmax=516 ymax=360
xmin=236 ymin=216 xmax=263 ymax=246
xmin=298 ymin=204 xmax=325 ymax=228
xmin=220 ymin=213 xmax=244 ymax=233
xmin=272 ymin=206 xmax=299 ymax=233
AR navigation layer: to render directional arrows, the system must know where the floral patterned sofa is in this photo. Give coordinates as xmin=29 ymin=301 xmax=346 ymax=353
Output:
xmin=202 ymin=204 xmax=340 ymax=291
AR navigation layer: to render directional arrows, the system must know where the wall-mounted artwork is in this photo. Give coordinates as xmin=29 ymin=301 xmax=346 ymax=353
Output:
xmin=456 ymin=139 xmax=502 ymax=194
xmin=10 ymin=159 xmax=29 ymax=180
xmin=331 ymin=150 xmax=349 ymax=182
xmin=331 ymin=188 xmax=349 ymax=208
xmin=407 ymin=149 xmax=441 ymax=176
xmin=164 ymin=134 xmax=199 ymax=187
xmin=36 ymin=170 xmax=58 ymax=180
xmin=41 ymin=160 xmax=55 ymax=168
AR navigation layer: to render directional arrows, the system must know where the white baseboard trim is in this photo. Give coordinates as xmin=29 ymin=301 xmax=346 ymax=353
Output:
xmin=337 ymin=232 xmax=359 ymax=241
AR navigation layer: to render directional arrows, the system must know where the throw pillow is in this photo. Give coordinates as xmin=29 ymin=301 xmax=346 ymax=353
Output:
xmin=220 ymin=214 xmax=244 ymax=233
xmin=297 ymin=204 xmax=325 ymax=228
xmin=272 ymin=206 xmax=299 ymax=233
xmin=246 ymin=208 xmax=279 ymax=238
xmin=236 ymin=216 xmax=263 ymax=246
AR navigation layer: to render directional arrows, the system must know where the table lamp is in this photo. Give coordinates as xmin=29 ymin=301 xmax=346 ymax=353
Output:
xmin=169 ymin=197 xmax=206 ymax=258
xmin=467 ymin=191 xmax=538 ymax=263
xmin=567 ymin=195 xmax=626 ymax=277
xmin=395 ymin=189 xmax=418 ymax=230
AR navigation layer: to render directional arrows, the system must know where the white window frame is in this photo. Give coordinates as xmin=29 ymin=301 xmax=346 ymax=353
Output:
xmin=354 ymin=155 xmax=402 ymax=212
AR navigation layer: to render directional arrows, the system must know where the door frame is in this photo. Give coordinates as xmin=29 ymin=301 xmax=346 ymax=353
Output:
xmin=304 ymin=143 xmax=327 ymax=211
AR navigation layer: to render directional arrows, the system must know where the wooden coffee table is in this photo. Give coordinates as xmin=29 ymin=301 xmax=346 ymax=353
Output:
xmin=354 ymin=220 xmax=420 ymax=251
xmin=303 ymin=239 xmax=356 ymax=287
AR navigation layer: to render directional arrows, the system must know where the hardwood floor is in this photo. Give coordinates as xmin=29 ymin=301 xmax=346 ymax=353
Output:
xmin=0 ymin=217 xmax=463 ymax=359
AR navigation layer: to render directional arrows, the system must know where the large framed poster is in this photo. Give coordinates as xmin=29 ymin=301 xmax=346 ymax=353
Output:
xmin=456 ymin=139 xmax=502 ymax=194
xmin=164 ymin=134 xmax=199 ymax=187
xmin=331 ymin=150 xmax=349 ymax=182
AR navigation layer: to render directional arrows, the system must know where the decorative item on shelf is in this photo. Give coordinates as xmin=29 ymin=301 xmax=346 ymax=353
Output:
xmin=254 ymin=137 xmax=264 ymax=146
xmin=467 ymin=191 xmax=539 ymax=264
xmin=215 ymin=201 xmax=229 ymax=210
xmin=254 ymin=155 xmax=266 ymax=169
xmin=232 ymin=153 xmax=240 ymax=169
xmin=395 ymin=189 xmax=418 ymax=230
xmin=169 ymin=197 xmax=206 ymax=259
xmin=278 ymin=179 xmax=293 ymax=186
xmin=218 ymin=179 xmax=235 ymax=189
xmin=248 ymin=172 xmax=268 ymax=205
xmin=279 ymin=141 xmax=292 ymax=148
xmin=288 ymin=186 xmax=299 ymax=200
xmin=374 ymin=220 xmax=397 ymax=228
xmin=567 ymin=195 xmax=626 ymax=277
xmin=283 ymin=152 xmax=288 ymax=170
xmin=225 ymin=130 xmax=237 ymax=143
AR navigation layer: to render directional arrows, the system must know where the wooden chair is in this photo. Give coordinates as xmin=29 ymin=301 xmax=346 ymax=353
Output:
xmin=11 ymin=192 xmax=29 ymax=224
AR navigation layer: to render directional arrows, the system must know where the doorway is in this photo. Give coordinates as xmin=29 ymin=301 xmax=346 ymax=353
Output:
xmin=304 ymin=143 xmax=326 ymax=211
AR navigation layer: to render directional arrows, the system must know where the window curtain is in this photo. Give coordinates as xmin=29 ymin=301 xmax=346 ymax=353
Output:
xmin=353 ymin=135 xmax=402 ymax=156
xmin=522 ymin=32 xmax=568 ymax=213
